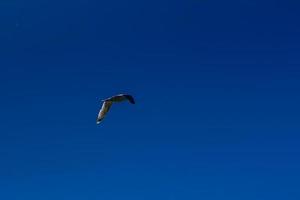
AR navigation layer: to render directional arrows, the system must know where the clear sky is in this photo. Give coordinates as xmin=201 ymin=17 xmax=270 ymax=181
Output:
xmin=1 ymin=0 xmax=300 ymax=199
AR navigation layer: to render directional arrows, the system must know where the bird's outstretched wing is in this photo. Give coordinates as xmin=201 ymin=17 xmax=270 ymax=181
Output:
xmin=107 ymin=94 xmax=135 ymax=104
xmin=96 ymin=101 xmax=113 ymax=124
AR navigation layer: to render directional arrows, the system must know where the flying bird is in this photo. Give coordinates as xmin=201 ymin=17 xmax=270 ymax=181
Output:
xmin=96 ymin=94 xmax=135 ymax=124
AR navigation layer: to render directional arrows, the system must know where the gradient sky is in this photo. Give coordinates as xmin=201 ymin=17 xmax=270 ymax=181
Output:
xmin=1 ymin=0 xmax=300 ymax=199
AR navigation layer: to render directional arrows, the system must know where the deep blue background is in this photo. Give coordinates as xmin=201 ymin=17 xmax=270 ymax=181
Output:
xmin=1 ymin=0 xmax=300 ymax=199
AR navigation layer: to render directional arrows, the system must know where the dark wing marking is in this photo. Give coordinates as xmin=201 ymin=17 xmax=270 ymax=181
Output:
xmin=124 ymin=95 xmax=135 ymax=104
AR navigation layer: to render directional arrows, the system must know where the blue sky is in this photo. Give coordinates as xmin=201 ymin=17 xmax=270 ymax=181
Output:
xmin=1 ymin=0 xmax=300 ymax=199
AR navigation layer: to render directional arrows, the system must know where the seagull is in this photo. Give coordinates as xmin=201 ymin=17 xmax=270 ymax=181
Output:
xmin=96 ymin=94 xmax=135 ymax=124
